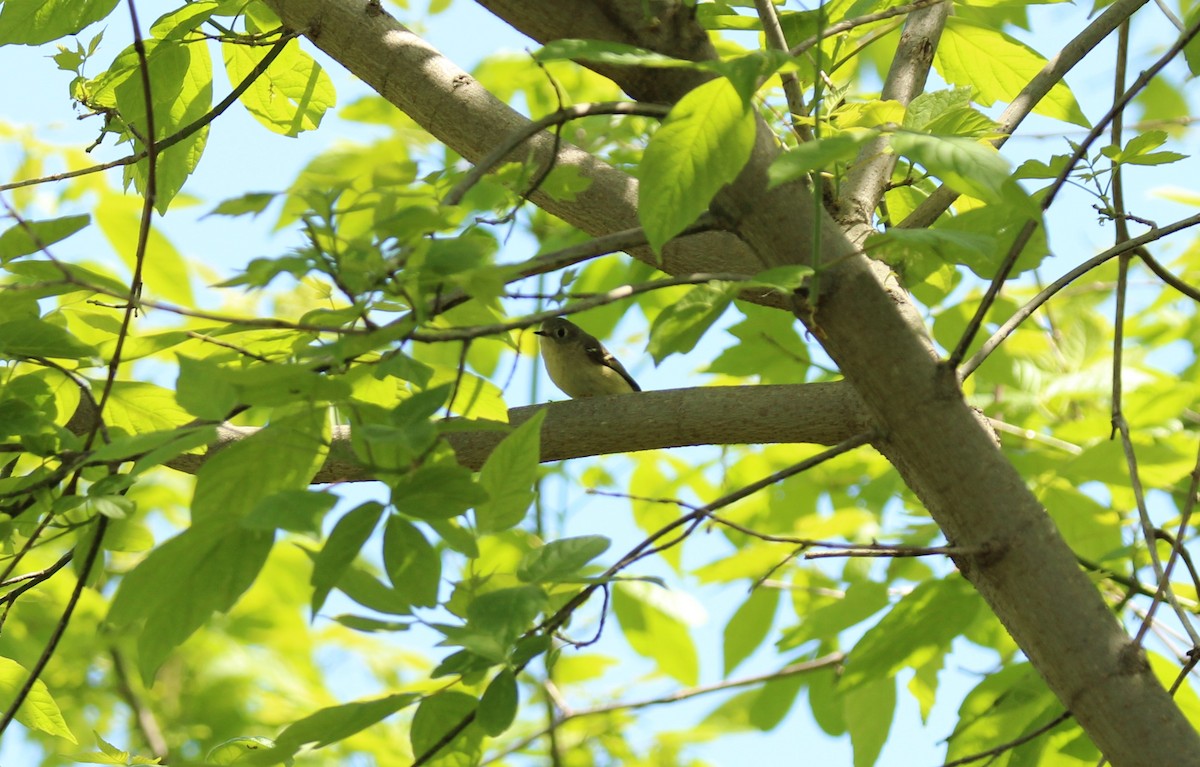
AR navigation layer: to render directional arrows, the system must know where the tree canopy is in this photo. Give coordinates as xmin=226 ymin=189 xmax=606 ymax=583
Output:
xmin=1 ymin=1 xmax=1200 ymax=766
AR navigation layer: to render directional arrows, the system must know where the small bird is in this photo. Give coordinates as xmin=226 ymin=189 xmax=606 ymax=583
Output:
xmin=534 ymin=317 xmax=641 ymax=398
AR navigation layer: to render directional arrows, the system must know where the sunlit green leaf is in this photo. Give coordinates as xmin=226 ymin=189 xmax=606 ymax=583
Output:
xmin=224 ymin=38 xmax=335 ymax=136
xmin=0 ymin=0 xmax=119 ymax=45
xmin=613 ymin=582 xmax=701 ymax=685
xmin=648 ymin=282 xmax=735 ymax=363
xmin=410 ymin=692 xmax=482 ymax=767
xmin=723 ymin=586 xmax=778 ymax=675
xmin=768 ymin=133 xmax=870 ymax=188
xmin=841 ymin=577 xmax=983 ymax=690
xmin=889 ymin=132 xmax=1011 ymax=204
xmin=517 ymin=535 xmax=610 ymax=584
xmin=0 ymin=318 xmax=98 ymax=360
xmin=476 ymin=669 xmax=519 ymax=736
xmin=935 ymin=19 xmax=1088 ymax=127
xmin=0 ymin=656 xmax=77 ymax=743
xmin=311 ymin=501 xmax=385 ymax=616
xmin=0 ymin=215 xmax=89 ymax=262
xmin=382 ymin=515 xmax=441 ymax=607
xmin=846 ymin=677 xmax=895 ymax=767
xmin=475 ymin=410 xmax=545 ymax=533
xmin=640 ymin=77 xmax=757 ymax=254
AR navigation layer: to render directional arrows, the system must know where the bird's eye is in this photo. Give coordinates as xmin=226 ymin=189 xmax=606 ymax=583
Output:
xmin=555 ymin=327 xmax=567 ymax=338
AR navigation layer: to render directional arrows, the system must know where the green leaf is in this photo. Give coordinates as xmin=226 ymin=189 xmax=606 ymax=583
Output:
xmin=639 ymin=77 xmax=757 ymax=254
xmin=206 ymin=736 xmax=276 ymax=765
xmin=0 ymin=215 xmax=89 ymax=262
xmin=476 ymin=669 xmax=519 ymax=736
xmin=866 ymin=227 xmax=998 ymax=283
xmin=311 ymin=502 xmax=385 ymax=616
xmin=92 ymin=40 xmax=213 ymax=213
xmin=706 ymin=302 xmax=812 ymax=384
xmin=224 ymin=38 xmax=335 ymax=136
xmin=243 ymin=489 xmax=338 ymax=535
xmin=612 ymin=582 xmax=701 ymax=685
xmin=205 ymin=191 xmax=278 ymax=219
xmin=331 ymin=614 xmax=411 ymax=633
xmin=909 ymin=654 xmax=943 ymax=723
xmin=722 ymin=586 xmax=779 ymax=675
xmin=475 ymin=410 xmax=545 ymax=533
xmin=767 ymin=133 xmax=870 ymax=188
xmin=841 ymin=576 xmax=983 ymax=690
xmin=392 ymin=462 xmax=487 ymax=521
xmin=748 ymin=668 xmax=807 ymax=730
xmin=191 ymin=410 xmax=330 ymax=527
xmin=647 ymin=282 xmax=735 ymax=364
xmin=778 ymin=580 xmax=889 ymax=649
xmin=0 ymin=0 xmax=119 ymax=45
xmin=517 ymin=535 xmax=610 ymax=584
xmin=107 ymin=524 xmax=274 ymax=683
xmin=0 ymin=656 xmax=77 ymax=743
xmin=149 ymin=1 xmax=219 ymax=40
xmin=846 ymin=677 xmax=896 ymax=767
xmin=904 ymin=87 xmax=975 ymax=132
xmin=103 ymin=381 xmax=192 ymax=436
xmin=945 ymin=664 xmax=1058 ymax=765
xmin=336 ymin=563 xmax=413 ymax=616
xmin=95 ymin=194 xmax=195 ymax=303
xmin=933 ymin=201 xmax=1047 ymax=279
xmin=889 ymin=132 xmax=1010 ymax=204
xmin=466 ymin=585 xmax=548 ymax=647
xmin=0 ymin=318 xmax=98 ymax=360
xmin=748 ymin=265 xmax=815 ymax=292
xmin=426 ymin=517 xmax=479 ymax=558
xmin=1103 ymin=129 xmax=1186 ymax=167
xmin=1037 ymin=480 xmax=1123 ymax=561
xmin=935 ymin=19 xmax=1088 ymax=127
xmin=176 ymin=356 xmax=351 ymax=419
xmin=809 ymin=664 xmax=847 ymax=736
xmin=1185 ymin=6 xmax=1200 ymax=77
xmin=382 ymin=515 xmax=441 ymax=607
xmin=105 ymin=411 xmax=329 ymax=681
xmin=87 ymin=425 xmax=206 ymax=465
xmin=410 ymin=692 xmax=482 ymax=766
xmin=255 ymin=693 xmax=419 ymax=764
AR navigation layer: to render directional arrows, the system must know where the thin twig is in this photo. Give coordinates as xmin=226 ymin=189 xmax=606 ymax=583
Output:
xmin=443 ymin=102 xmax=671 ymax=207
xmin=959 ymin=210 xmax=1200 ymax=379
xmin=941 ymin=711 xmax=1073 ymax=767
xmin=0 ymin=518 xmax=108 ymax=737
xmin=481 ymin=652 xmax=846 ymax=765
xmin=110 ymin=649 xmax=170 ymax=760
xmin=804 ymin=544 xmax=974 ymax=560
xmin=406 ymin=272 xmax=755 ymax=344
xmin=754 ymin=0 xmax=813 ymax=141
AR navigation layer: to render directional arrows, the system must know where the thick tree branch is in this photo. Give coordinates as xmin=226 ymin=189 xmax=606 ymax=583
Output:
xmin=66 ymin=383 xmax=870 ymax=480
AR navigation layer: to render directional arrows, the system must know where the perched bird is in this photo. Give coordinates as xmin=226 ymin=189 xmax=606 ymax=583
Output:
xmin=534 ymin=317 xmax=641 ymax=398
